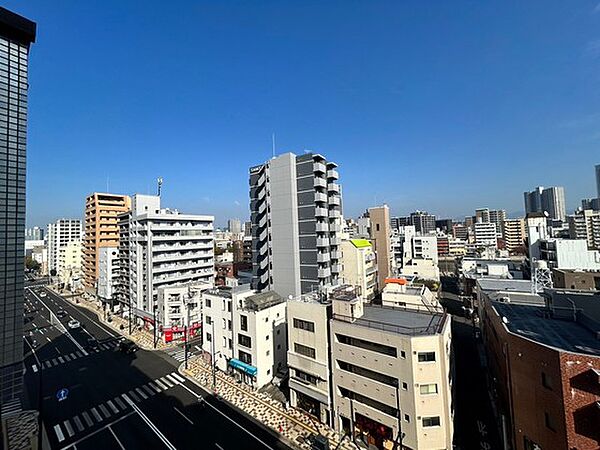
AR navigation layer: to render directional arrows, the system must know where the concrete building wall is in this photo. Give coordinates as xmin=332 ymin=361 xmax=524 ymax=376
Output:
xmin=369 ymin=205 xmax=392 ymax=291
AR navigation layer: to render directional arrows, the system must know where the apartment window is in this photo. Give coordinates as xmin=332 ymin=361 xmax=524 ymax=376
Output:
xmin=222 ymin=337 xmax=227 ymax=348
xmin=294 ymin=369 xmax=318 ymax=385
xmin=337 ymin=360 xmax=397 ymax=386
xmin=206 ymin=333 xmax=212 ymax=342
xmin=205 ymin=316 xmax=212 ymax=325
xmin=293 ymin=318 xmax=315 ymax=332
xmin=266 ymin=350 xmax=270 ymax=356
xmin=228 ymin=338 xmax=232 ymax=350
xmin=228 ymin=320 xmax=232 ymax=330
xmin=238 ymin=350 xmax=252 ymax=365
xmin=404 ymin=414 xmax=410 ymax=423
xmin=227 ymin=301 xmax=231 ymax=312
xmin=402 ymin=382 xmax=408 ymax=391
xmin=336 ymin=333 xmax=397 ymax=357
xmin=420 ymin=384 xmax=438 ymax=395
xmin=544 ymin=412 xmax=556 ymax=432
xmin=266 ymin=335 xmax=270 ymax=341
xmin=541 ymin=372 xmax=552 ymax=390
xmin=205 ymin=298 xmax=211 ymax=308
xmin=400 ymin=350 xmax=406 ymax=359
xmin=294 ymin=343 xmax=316 ymax=359
xmin=376 ymin=224 xmax=380 ymax=231
xmin=222 ymin=318 xmax=226 ymax=330
xmin=238 ymin=334 xmax=252 ymax=348
xmin=240 ymin=315 xmax=248 ymax=331
xmin=422 ymin=416 xmax=440 ymax=427
xmin=418 ymin=352 xmax=436 ymax=362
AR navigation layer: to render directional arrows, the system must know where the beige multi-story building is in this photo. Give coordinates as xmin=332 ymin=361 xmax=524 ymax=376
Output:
xmin=330 ymin=286 xmax=453 ymax=450
xmin=503 ymin=218 xmax=526 ymax=254
xmin=58 ymin=240 xmax=83 ymax=289
xmin=83 ymin=192 xmax=130 ymax=290
xmin=369 ymin=205 xmax=392 ymax=291
xmin=287 ymin=292 xmax=333 ymax=425
xmin=380 ymin=278 xmax=437 ymax=310
xmin=340 ymin=238 xmax=377 ymax=300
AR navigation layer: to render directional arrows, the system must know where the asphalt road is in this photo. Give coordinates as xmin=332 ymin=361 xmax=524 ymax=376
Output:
xmin=23 ymin=286 xmax=294 ymax=450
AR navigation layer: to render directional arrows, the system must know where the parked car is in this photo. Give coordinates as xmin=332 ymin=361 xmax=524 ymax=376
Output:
xmin=118 ymin=340 xmax=138 ymax=354
xmin=68 ymin=319 xmax=80 ymax=329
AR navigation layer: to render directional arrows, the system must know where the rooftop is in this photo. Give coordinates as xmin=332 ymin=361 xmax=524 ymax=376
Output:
xmin=350 ymin=239 xmax=372 ymax=249
xmin=477 ymin=278 xmax=532 ymax=293
xmin=244 ymin=291 xmax=284 ymax=311
xmin=492 ymin=302 xmax=600 ymax=357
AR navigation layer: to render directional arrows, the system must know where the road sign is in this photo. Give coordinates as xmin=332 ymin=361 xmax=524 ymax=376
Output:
xmin=56 ymin=388 xmax=69 ymax=402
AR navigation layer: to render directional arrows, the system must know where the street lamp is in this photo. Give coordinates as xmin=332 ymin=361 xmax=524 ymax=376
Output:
xmin=153 ymin=304 xmax=159 ymax=349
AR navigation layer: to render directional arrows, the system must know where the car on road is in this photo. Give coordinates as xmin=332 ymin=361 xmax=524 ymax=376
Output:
xmin=86 ymin=337 xmax=99 ymax=350
xmin=68 ymin=319 xmax=80 ymax=329
xmin=118 ymin=340 xmax=138 ymax=354
xmin=39 ymin=292 xmax=46 ymax=298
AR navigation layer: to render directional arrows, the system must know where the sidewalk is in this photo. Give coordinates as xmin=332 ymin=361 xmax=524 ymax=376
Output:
xmin=49 ymin=287 xmax=174 ymax=351
xmin=181 ymin=356 xmax=356 ymax=450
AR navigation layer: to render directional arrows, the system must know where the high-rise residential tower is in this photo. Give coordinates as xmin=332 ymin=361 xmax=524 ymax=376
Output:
xmin=596 ymin=164 xmax=600 ymax=198
xmin=409 ymin=210 xmax=436 ymax=234
xmin=524 ymin=186 xmax=566 ymax=222
xmin=489 ymin=209 xmax=506 ymax=237
xmin=249 ymin=152 xmax=342 ymax=298
xmin=0 ymin=6 xmax=35 ymax=409
xmin=47 ymin=219 xmax=82 ymax=275
xmin=83 ymin=193 xmax=130 ymax=290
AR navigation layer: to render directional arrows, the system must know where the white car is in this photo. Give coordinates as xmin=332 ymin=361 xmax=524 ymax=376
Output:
xmin=68 ymin=319 xmax=80 ymax=329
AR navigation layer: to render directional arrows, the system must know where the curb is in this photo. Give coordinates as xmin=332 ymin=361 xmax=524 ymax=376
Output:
xmin=178 ymin=364 xmax=307 ymax=450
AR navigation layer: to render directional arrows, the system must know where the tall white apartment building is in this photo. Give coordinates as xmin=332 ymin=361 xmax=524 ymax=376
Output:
xmin=249 ymin=152 xmax=343 ymax=298
xmin=340 ymin=238 xmax=377 ymax=300
xmin=117 ymin=194 xmax=214 ymax=328
xmin=47 ymin=219 xmax=82 ymax=275
xmin=202 ymin=286 xmax=287 ymax=388
xmin=330 ymin=286 xmax=453 ymax=450
xmin=97 ymin=247 xmax=119 ymax=304
xmin=568 ymin=209 xmax=600 ymax=251
xmin=473 ymin=222 xmax=497 ymax=248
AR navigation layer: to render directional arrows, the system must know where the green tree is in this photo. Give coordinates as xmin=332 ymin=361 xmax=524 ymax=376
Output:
xmin=24 ymin=256 xmax=40 ymax=272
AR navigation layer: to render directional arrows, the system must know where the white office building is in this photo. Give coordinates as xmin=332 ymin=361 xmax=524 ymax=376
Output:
xmin=202 ymin=286 xmax=287 ymax=388
xmin=47 ymin=219 xmax=82 ymax=275
xmin=474 ymin=222 xmax=497 ymax=248
xmin=116 ymin=194 xmax=214 ymax=332
xmin=97 ymin=246 xmax=119 ymax=304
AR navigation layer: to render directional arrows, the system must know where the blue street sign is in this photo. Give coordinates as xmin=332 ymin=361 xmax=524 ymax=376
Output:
xmin=56 ymin=388 xmax=69 ymax=402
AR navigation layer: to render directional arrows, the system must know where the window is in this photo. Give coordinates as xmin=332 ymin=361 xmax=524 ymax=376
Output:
xmin=404 ymin=414 xmax=410 ymax=423
xmin=418 ymin=352 xmax=436 ymax=362
xmin=228 ymin=338 xmax=232 ymax=350
xmin=266 ymin=335 xmax=269 ymax=340
xmin=206 ymin=333 xmax=212 ymax=342
xmin=422 ymin=416 xmax=440 ymax=427
xmin=541 ymin=372 xmax=552 ymax=390
xmin=420 ymin=384 xmax=438 ymax=395
xmin=400 ymin=350 xmax=406 ymax=359
xmin=228 ymin=320 xmax=232 ymax=330
xmin=293 ymin=318 xmax=315 ymax=332
xmin=337 ymin=360 xmax=397 ymax=386
xmin=238 ymin=334 xmax=252 ymax=348
xmin=222 ymin=318 xmax=226 ymax=330
xmin=240 ymin=315 xmax=248 ymax=331
xmin=205 ymin=316 xmax=212 ymax=325
xmin=402 ymin=382 xmax=408 ymax=391
xmin=544 ymin=412 xmax=556 ymax=432
xmin=238 ymin=350 xmax=252 ymax=365
xmin=222 ymin=337 xmax=227 ymax=348
xmin=336 ymin=334 xmax=397 ymax=357
xmin=294 ymin=369 xmax=318 ymax=385
xmin=266 ymin=350 xmax=270 ymax=356
xmin=205 ymin=298 xmax=211 ymax=308
xmin=294 ymin=343 xmax=316 ymax=359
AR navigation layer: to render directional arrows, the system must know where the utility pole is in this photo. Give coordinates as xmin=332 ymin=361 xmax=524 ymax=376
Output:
xmin=184 ymin=324 xmax=188 ymax=370
xmin=153 ymin=305 xmax=158 ymax=349
xmin=211 ymin=320 xmax=216 ymax=390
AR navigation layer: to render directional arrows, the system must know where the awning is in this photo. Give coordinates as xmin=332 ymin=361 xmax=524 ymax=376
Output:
xmin=228 ymin=358 xmax=257 ymax=377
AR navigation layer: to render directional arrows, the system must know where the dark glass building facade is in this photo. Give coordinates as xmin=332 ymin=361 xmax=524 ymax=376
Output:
xmin=0 ymin=7 xmax=36 ymax=410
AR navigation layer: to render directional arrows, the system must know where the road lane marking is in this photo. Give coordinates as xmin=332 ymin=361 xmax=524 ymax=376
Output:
xmin=108 ymin=426 xmax=126 ymax=450
xmin=127 ymin=390 xmax=141 ymax=402
xmin=135 ymin=387 xmax=148 ymax=400
xmin=215 ymin=444 xmax=224 ymax=450
xmin=148 ymin=382 xmax=161 ymax=393
xmin=54 ymin=424 xmax=65 ymax=442
xmin=51 ymin=359 xmax=58 ymax=366
xmin=173 ymin=406 xmax=194 ymax=425
xmin=98 ymin=404 xmax=111 ymax=418
xmin=177 ymin=381 xmax=276 ymax=450
xmin=32 ymin=365 xmax=38 ymax=373
xmin=64 ymin=354 xmax=71 ymax=362
xmin=141 ymin=385 xmax=155 ymax=397
xmin=75 ymin=351 xmax=82 ymax=357
xmin=81 ymin=412 xmax=93 ymax=427
xmin=160 ymin=376 xmax=174 ymax=388
xmin=154 ymin=379 xmax=168 ymax=390
xmin=63 ymin=419 xmax=75 ymax=437
xmin=124 ymin=396 xmax=176 ymax=450
xmin=114 ymin=397 xmax=126 ymax=410
xmin=46 ymin=337 xmax=51 ymax=342
xmin=170 ymin=372 xmax=185 ymax=383
xmin=90 ymin=407 xmax=103 ymax=422
xmin=107 ymin=400 xmax=119 ymax=414
xmin=44 ymin=361 xmax=51 ymax=368
xmin=166 ymin=374 xmax=180 ymax=385
xmin=58 ymin=356 xmax=64 ymax=363
xmin=73 ymin=415 xmax=84 ymax=432
xmin=59 ymin=412 xmax=134 ymax=450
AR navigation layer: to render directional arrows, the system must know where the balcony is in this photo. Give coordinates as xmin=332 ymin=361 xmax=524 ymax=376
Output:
xmin=331 ymin=250 xmax=341 ymax=260
xmin=330 ymin=236 xmax=341 ymax=246
xmin=315 ymin=207 xmax=328 ymax=218
xmin=330 ymin=264 xmax=341 ymax=273
xmin=314 ymin=162 xmax=326 ymax=173
xmin=329 ymin=223 xmax=341 ymax=233
xmin=329 ymin=196 xmax=341 ymax=206
xmin=315 ymin=222 xmax=328 ymax=233
xmin=318 ymin=267 xmax=331 ymax=278
xmin=327 ymin=169 xmax=339 ymax=180
xmin=315 ymin=192 xmax=328 ymax=203
xmin=316 ymin=237 xmax=330 ymax=247
xmin=314 ymin=177 xmax=327 ymax=189
xmin=317 ymin=253 xmax=330 ymax=263
xmin=328 ymin=209 xmax=341 ymax=219
xmin=327 ymin=183 xmax=340 ymax=193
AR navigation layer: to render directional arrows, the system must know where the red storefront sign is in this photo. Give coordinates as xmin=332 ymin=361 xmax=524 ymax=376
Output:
xmin=163 ymin=323 xmax=201 ymax=343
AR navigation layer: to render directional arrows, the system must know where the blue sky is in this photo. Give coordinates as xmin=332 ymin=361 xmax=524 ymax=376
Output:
xmin=7 ymin=1 xmax=600 ymax=227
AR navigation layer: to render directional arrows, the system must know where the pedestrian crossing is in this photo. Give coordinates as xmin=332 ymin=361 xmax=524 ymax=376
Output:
xmin=51 ymin=371 xmax=187 ymax=444
xmin=30 ymin=340 xmax=119 ymax=373
xmin=167 ymin=348 xmax=195 ymax=363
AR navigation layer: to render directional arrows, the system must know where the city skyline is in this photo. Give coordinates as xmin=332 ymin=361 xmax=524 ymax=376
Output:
xmin=6 ymin=1 xmax=600 ymax=227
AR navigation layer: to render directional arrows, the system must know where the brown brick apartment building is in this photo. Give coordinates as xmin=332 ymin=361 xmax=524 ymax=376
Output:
xmin=480 ymin=289 xmax=600 ymax=450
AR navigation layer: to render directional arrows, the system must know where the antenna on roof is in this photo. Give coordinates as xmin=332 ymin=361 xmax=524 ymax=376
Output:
xmin=271 ymin=133 xmax=276 ymax=159
xmin=157 ymin=177 xmax=163 ymax=197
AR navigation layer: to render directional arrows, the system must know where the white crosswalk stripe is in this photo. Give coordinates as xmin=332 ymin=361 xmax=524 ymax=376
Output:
xmin=148 ymin=381 xmax=162 ymax=393
xmin=165 ymin=374 xmax=180 ymax=386
xmin=32 ymin=365 xmax=38 ymax=373
xmin=171 ymin=372 xmax=186 ymax=383
xmin=63 ymin=419 xmax=74 ymax=437
xmin=155 ymin=378 xmax=168 ymax=390
xmin=160 ymin=376 xmax=174 ymax=388
xmin=54 ymin=424 xmax=65 ymax=442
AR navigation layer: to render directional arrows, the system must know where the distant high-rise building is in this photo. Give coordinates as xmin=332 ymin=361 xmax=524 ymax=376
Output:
xmin=243 ymin=220 xmax=252 ymax=237
xmin=25 ymin=226 xmax=44 ymax=241
xmin=489 ymin=209 xmax=507 ymax=237
xmin=368 ymin=205 xmax=392 ymax=291
xmin=581 ymin=198 xmax=600 ymax=211
xmin=83 ymin=193 xmax=130 ymax=290
xmin=47 ymin=219 xmax=82 ymax=276
xmin=567 ymin=209 xmax=600 ymax=251
xmin=475 ymin=208 xmax=490 ymax=223
xmin=503 ymin=218 xmax=526 ymax=254
xmin=474 ymin=222 xmax=497 ymax=248
xmin=524 ymin=186 xmax=566 ymax=222
xmin=228 ymin=218 xmax=242 ymax=234
xmin=249 ymin=152 xmax=342 ymax=297
xmin=0 ymin=6 xmax=35 ymax=409
xmin=409 ymin=210 xmax=436 ymax=234
xmin=596 ymin=164 xmax=600 ymax=198
xmin=435 ymin=219 xmax=453 ymax=233
xmin=390 ymin=216 xmax=409 ymax=231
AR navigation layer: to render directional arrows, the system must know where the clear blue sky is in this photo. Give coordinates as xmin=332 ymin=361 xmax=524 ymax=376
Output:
xmin=7 ymin=0 xmax=600 ymax=227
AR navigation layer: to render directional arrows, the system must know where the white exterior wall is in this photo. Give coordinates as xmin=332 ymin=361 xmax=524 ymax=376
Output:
xmin=58 ymin=240 xmax=82 ymax=287
xmin=340 ymin=240 xmax=377 ymax=300
xmin=97 ymin=246 xmax=118 ymax=301
xmin=413 ymin=235 xmax=438 ymax=264
xmin=527 ymin=216 xmax=548 ymax=261
xmin=47 ymin=219 xmax=82 ymax=274
xmin=555 ymin=239 xmax=600 ymax=270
